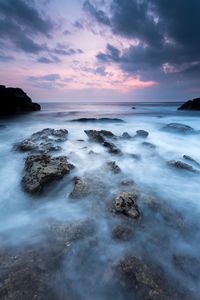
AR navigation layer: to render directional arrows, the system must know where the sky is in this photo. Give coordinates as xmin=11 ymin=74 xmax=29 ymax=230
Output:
xmin=0 ymin=0 xmax=200 ymax=102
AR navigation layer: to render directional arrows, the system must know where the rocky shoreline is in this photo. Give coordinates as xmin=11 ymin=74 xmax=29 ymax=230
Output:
xmin=0 ymin=85 xmax=40 ymax=116
xmin=0 ymin=121 xmax=199 ymax=299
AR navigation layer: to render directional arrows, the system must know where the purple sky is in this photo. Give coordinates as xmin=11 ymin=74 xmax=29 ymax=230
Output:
xmin=0 ymin=0 xmax=200 ymax=102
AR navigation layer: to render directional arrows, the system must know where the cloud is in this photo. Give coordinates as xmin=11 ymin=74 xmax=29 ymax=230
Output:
xmin=29 ymin=74 xmax=61 ymax=81
xmin=0 ymin=0 xmax=55 ymax=53
xmin=83 ymin=1 xmax=110 ymax=26
xmin=87 ymin=0 xmax=200 ymax=85
xmin=0 ymin=52 xmax=14 ymax=62
xmin=37 ymin=56 xmax=61 ymax=63
xmin=73 ymin=20 xmax=84 ymax=29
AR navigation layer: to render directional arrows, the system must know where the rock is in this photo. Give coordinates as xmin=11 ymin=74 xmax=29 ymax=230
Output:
xmin=120 ymin=179 xmax=135 ymax=186
xmin=85 ymin=130 xmax=121 ymax=154
xmin=116 ymin=255 xmax=193 ymax=300
xmin=49 ymin=219 xmax=95 ymax=242
xmin=0 ymin=85 xmax=40 ymax=116
xmin=70 ymin=118 xmax=124 ymax=123
xmin=15 ymin=139 xmax=38 ymax=152
xmin=132 ymin=106 xmax=136 ymax=109
xmin=31 ymin=128 xmax=68 ymax=142
xmin=121 ymin=132 xmax=132 ymax=139
xmin=112 ymin=225 xmax=133 ymax=241
xmin=183 ymin=155 xmax=200 ymax=167
xmin=178 ymin=97 xmax=200 ymax=110
xmin=15 ymin=128 xmax=68 ymax=154
xmin=173 ymin=253 xmax=200 ymax=280
xmin=103 ymin=141 xmax=122 ymax=155
xmin=22 ymin=154 xmax=74 ymax=194
xmin=106 ymin=161 xmax=121 ymax=174
xmin=141 ymin=194 xmax=186 ymax=231
xmin=84 ymin=129 xmax=116 ymax=142
xmin=112 ymin=192 xmax=140 ymax=219
xmin=142 ymin=142 xmax=156 ymax=149
xmin=162 ymin=123 xmax=194 ymax=134
xmin=69 ymin=177 xmax=90 ymax=199
xmin=129 ymin=153 xmax=141 ymax=160
xmin=167 ymin=160 xmax=198 ymax=172
xmin=135 ymin=130 xmax=149 ymax=138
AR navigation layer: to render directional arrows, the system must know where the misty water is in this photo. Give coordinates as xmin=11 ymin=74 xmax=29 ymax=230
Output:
xmin=1 ymin=101 xmax=200 ymax=299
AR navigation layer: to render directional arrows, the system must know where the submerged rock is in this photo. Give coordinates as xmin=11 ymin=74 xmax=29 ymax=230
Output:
xmin=70 ymin=117 xmax=124 ymax=123
xmin=141 ymin=141 xmax=156 ymax=149
xmin=112 ymin=225 xmax=133 ymax=241
xmin=167 ymin=160 xmax=198 ymax=172
xmin=112 ymin=192 xmax=140 ymax=219
xmin=116 ymin=255 xmax=194 ymax=300
xmin=0 ymin=85 xmax=40 ymax=116
xmin=162 ymin=123 xmax=194 ymax=134
xmin=22 ymin=154 xmax=74 ymax=194
xmin=121 ymin=132 xmax=132 ymax=139
xmin=183 ymin=155 xmax=200 ymax=167
xmin=69 ymin=176 xmax=90 ymax=199
xmin=178 ymin=97 xmax=200 ymax=110
xmin=135 ymin=130 xmax=149 ymax=138
xmin=106 ymin=161 xmax=121 ymax=174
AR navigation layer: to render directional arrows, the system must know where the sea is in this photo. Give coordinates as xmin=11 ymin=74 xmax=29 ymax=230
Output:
xmin=0 ymin=101 xmax=200 ymax=299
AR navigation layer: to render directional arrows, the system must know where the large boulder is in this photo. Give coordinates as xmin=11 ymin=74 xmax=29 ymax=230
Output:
xmin=22 ymin=154 xmax=74 ymax=194
xmin=0 ymin=85 xmax=40 ymax=116
xmin=178 ymin=97 xmax=200 ymax=110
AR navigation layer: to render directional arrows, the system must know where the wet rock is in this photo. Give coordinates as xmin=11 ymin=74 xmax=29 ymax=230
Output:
xmin=15 ymin=139 xmax=38 ymax=152
xmin=142 ymin=142 xmax=156 ymax=149
xmin=103 ymin=141 xmax=122 ymax=155
xmin=84 ymin=130 xmax=121 ymax=154
xmin=112 ymin=192 xmax=140 ymax=219
xmin=121 ymin=132 xmax=132 ymax=139
xmin=31 ymin=128 xmax=68 ymax=142
xmin=84 ymin=129 xmax=116 ymax=142
xmin=121 ymin=179 xmax=135 ymax=186
xmin=178 ymin=97 xmax=200 ymax=110
xmin=0 ymin=219 xmax=94 ymax=300
xmin=116 ymin=255 xmax=194 ymax=300
xmin=69 ymin=177 xmax=90 ymax=199
xmin=173 ymin=253 xmax=200 ymax=280
xmin=183 ymin=155 xmax=200 ymax=167
xmin=22 ymin=154 xmax=74 ymax=194
xmin=71 ymin=117 xmax=124 ymax=123
xmin=162 ymin=123 xmax=194 ymax=134
xmin=167 ymin=160 xmax=198 ymax=172
xmin=135 ymin=130 xmax=149 ymax=138
xmin=112 ymin=225 xmax=133 ymax=241
xmin=140 ymin=194 xmax=187 ymax=231
xmin=0 ymin=85 xmax=40 ymax=116
xmin=106 ymin=161 xmax=121 ymax=174
xmin=49 ymin=219 xmax=95 ymax=242
xmin=15 ymin=128 xmax=68 ymax=154
xmin=129 ymin=153 xmax=141 ymax=160
xmin=132 ymin=106 xmax=136 ymax=109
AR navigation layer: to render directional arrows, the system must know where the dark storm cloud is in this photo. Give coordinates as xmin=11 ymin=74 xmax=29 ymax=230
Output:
xmin=83 ymin=0 xmax=110 ymax=26
xmin=0 ymin=0 xmax=54 ymax=53
xmin=85 ymin=0 xmax=200 ymax=83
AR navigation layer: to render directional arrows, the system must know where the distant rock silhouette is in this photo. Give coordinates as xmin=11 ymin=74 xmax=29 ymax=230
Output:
xmin=0 ymin=85 xmax=41 ymax=116
xmin=178 ymin=97 xmax=200 ymax=110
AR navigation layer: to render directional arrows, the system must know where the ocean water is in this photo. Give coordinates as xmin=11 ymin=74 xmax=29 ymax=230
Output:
xmin=1 ymin=101 xmax=200 ymax=299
